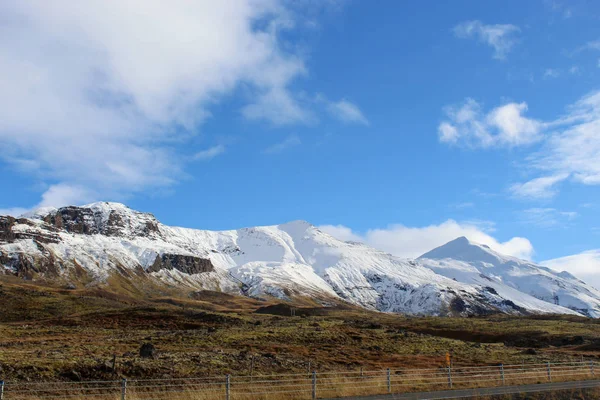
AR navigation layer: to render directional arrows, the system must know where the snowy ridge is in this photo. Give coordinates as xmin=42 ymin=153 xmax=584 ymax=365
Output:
xmin=419 ymin=237 xmax=600 ymax=317
xmin=0 ymin=202 xmax=597 ymax=317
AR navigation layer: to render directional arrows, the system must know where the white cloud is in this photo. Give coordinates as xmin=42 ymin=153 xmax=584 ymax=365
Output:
xmin=486 ymin=103 xmax=543 ymax=145
xmin=509 ymin=173 xmax=569 ymax=199
xmin=442 ymin=90 xmax=600 ymax=198
xmin=438 ymin=122 xmax=459 ymax=143
xmin=320 ymin=219 xmax=534 ymax=260
xmin=542 ymin=250 xmax=600 ymax=289
xmin=242 ymin=87 xmax=312 ymax=125
xmin=0 ymin=1 xmax=330 ymax=210
xmin=314 ymin=94 xmax=369 ymax=125
xmin=0 ymin=207 xmax=29 ymax=217
xmin=453 ymin=20 xmax=520 ymax=60
xmin=262 ymin=134 xmax=301 ymax=154
xmin=519 ymin=207 xmax=578 ymax=228
xmin=0 ymin=183 xmax=96 ymax=216
xmin=194 ymin=145 xmax=226 ymax=161
xmin=532 ymin=91 xmax=600 ymax=186
xmin=543 ymin=68 xmax=560 ymax=79
xmin=317 ymin=225 xmax=363 ymax=243
xmin=576 ymin=39 xmax=600 ymax=53
xmin=36 ymin=184 xmax=95 ymax=208
xmin=439 ymin=99 xmax=542 ymax=148
xmin=327 ymin=99 xmax=369 ymax=125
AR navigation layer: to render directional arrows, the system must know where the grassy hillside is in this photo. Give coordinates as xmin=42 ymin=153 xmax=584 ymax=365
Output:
xmin=1 ymin=277 xmax=599 ymax=382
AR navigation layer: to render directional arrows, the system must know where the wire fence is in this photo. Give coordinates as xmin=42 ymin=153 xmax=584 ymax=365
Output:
xmin=1 ymin=361 xmax=597 ymax=400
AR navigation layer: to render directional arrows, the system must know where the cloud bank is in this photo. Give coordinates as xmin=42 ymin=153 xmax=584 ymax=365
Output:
xmin=542 ymin=250 xmax=600 ymax=290
xmin=440 ymin=90 xmax=600 ymax=199
xmin=320 ymin=219 xmax=534 ymax=260
xmin=439 ymin=99 xmax=542 ymax=148
xmin=0 ymin=1 xmax=367 ymax=211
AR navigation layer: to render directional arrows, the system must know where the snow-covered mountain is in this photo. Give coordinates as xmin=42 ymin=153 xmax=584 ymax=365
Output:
xmin=419 ymin=237 xmax=600 ymax=317
xmin=0 ymin=202 xmax=597 ymax=317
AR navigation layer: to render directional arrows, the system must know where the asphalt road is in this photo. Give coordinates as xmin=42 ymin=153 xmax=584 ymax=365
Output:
xmin=324 ymin=379 xmax=600 ymax=399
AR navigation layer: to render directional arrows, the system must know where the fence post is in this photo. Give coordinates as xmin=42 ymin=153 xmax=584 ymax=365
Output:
xmin=447 ymin=366 xmax=453 ymax=389
xmin=546 ymin=362 xmax=552 ymax=382
xmin=226 ymin=374 xmax=231 ymax=400
xmin=121 ymin=378 xmax=127 ymax=400
xmin=500 ymin=364 xmax=505 ymax=386
xmin=312 ymin=371 xmax=317 ymax=400
xmin=387 ymin=368 xmax=391 ymax=393
xmin=1 ymin=380 xmax=4 ymax=400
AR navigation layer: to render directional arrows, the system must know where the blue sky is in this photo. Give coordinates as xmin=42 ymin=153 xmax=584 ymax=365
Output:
xmin=1 ymin=1 xmax=600 ymax=284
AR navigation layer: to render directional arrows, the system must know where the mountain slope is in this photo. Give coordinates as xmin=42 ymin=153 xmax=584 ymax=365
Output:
xmin=419 ymin=237 xmax=600 ymax=317
xmin=0 ymin=202 xmax=593 ymax=317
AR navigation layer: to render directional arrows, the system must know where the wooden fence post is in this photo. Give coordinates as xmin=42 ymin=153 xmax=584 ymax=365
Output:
xmin=226 ymin=374 xmax=231 ymax=400
xmin=546 ymin=362 xmax=552 ymax=382
xmin=121 ymin=378 xmax=127 ymax=400
xmin=312 ymin=371 xmax=317 ymax=400
xmin=500 ymin=364 xmax=505 ymax=385
xmin=447 ymin=366 xmax=453 ymax=389
xmin=387 ymin=368 xmax=391 ymax=393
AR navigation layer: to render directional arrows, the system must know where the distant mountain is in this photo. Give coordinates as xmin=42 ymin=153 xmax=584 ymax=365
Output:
xmin=419 ymin=237 xmax=600 ymax=317
xmin=0 ymin=202 xmax=596 ymax=317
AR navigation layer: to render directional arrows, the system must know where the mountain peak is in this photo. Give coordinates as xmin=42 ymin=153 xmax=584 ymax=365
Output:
xmin=449 ymin=236 xmax=470 ymax=245
xmin=18 ymin=202 xmax=161 ymax=238
xmin=19 ymin=206 xmax=58 ymax=219
xmin=83 ymin=201 xmax=131 ymax=210
xmin=418 ymin=236 xmax=504 ymax=264
xmin=279 ymin=219 xmax=313 ymax=228
xmin=19 ymin=202 xmax=135 ymax=221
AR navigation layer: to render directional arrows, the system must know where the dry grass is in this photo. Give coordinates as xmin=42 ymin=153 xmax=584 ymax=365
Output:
xmin=1 ymin=277 xmax=600 ymax=399
xmin=3 ymin=364 xmax=599 ymax=399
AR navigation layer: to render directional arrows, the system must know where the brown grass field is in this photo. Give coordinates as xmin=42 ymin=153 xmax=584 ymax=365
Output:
xmin=1 ymin=276 xmax=600 ymax=399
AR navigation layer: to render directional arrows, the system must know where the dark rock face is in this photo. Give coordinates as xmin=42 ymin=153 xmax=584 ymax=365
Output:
xmin=103 ymin=211 xmax=160 ymax=237
xmin=44 ymin=207 xmax=99 ymax=235
xmin=0 ymin=216 xmax=60 ymax=245
xmin=1 ymin=216 xmax=63 ymax=278
xmin=148 ymin=254 xmax=214 ymax=274
xmin=0 ymin=216 xmax=16 ymax=243
xmin=0 ymin=205 xmax=207 ymax=282
xmin=500 ymin=299 xmax=525 ymax=313
xmin=0 ymin=251 xmax=59 ymax=279
xmin=40 ymin=204 xmax=161 ymax=238
xmin=449 ymin=296 xmax=467 ymax=313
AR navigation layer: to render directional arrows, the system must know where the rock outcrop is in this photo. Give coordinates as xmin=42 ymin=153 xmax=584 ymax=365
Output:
xmin=0 ymin=216 xmax=16 ymax=243
xmin=42 ymin=203 xmax=161 ymax=238
xmin=148 ymin=254 xmax=214 ymax=274
xmin=43 ymin=206 xmax=98 ymax=235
